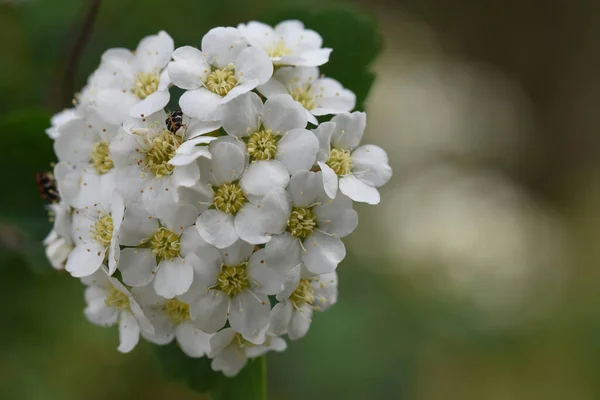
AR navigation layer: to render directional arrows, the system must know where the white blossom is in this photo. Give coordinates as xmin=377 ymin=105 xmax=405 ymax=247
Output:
xmin=238 ymin=20 xmax=331 ymax=67
xmin=46 ymin=108 xmax=79 ymax=139
xmin=82 ymin=268 xmax=154 ymax=353
xmin=258 ymin=66 xmax=355 ymax=124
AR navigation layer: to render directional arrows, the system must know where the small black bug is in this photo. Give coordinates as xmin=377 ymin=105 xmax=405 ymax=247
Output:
xmin=35 ymin=171 xmax=60 ymax=203
xmin=165 ymin=110 xmax=184 ymax=134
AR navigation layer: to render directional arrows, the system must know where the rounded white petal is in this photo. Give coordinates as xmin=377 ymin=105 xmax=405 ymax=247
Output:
xmin=275 ymin=128 xmax=319 ymax=175
xmin=129 ymin=90 xmax=170 ymax=118
xmin=288 ymin=306 xmax=313 ymax=340
xmin=311 ymin=77 xmax=356 ymax=115
xmin=235 ymin=46 xmax=273 ymax=86
xmin=180 ymin=88 xmax=223 ymax=121
xmin=211 ymin=345 xmax=247 ymax=377
xmin=66 ymin=244 xmax=105 ymax=278
xmin=237 ymin=21 xmax=275 ymax=49
xmin=221 ymin=92 xmax=263 ymax=137
xmin=351 ymin=144 xmax=393 ymax=188
xmin=153 ymin=259 xmax=194 ymax=298
xmin=199 ymin=137 xmax=247 ymax=185
xmin=135 ymin=30 xmax=174 ymax=71
xmin=201 ymin=27 xmax=247 ymax=68
xmin=196 ymin=210 xmax=238 ymax=249
xmin=220 ymin=239 xmax=255 ymax=266
xmin=172 ymin=163 xmax=200 ymax=188
xmin=286 ymin=170 xmax=325 ymax=207
xmin=117 ymin=312 xmax=140 ymax=353
xmin=318 ymin=162 xmax=338 ymax=199
xmin=330 ymin=112 xmax=366 ymax=151
xmin=314 ymin=194 xmax=358 ymax=238
xmin=240 ymin=160 xmax=289 ymax=197
xmin=301 ymin=232 xmax=346 ymax=274
xmin=119 ymin=248 xmax=157 ymax=287
xmin=339 ymin=175 xmax=380 ymax=205
xmin=261 ymin=95 xmax=307 ymax=133
xmin=175 ymin=322 xmax=212 ymax=358
xmin=228 ymin=291 xmax=270 ymax=342
xmin=235 ymin=188 xmax=292 ymax=244
xmin=190 ymin=290 xmax=229 ymax=333
xmin=119 ymin=203 xmax=158 ymax=246
xmin=167 ymin=46 xmax=210 ymax=90
xmin=269 ymin=300 xmax=293 ymax=335
xmin=312 ymin=121 xmax=335 ymax=162
xmin=95 ymin=89 xmax=137 ymax=125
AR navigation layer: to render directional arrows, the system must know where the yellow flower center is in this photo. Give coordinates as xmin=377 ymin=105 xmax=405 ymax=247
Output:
xmin=290 ymin=279 xmax=316 ymax=307
xmin=326 ymin=148 xmax=353 ymax=176
xmin=247 ymin=129 xmax=278 ymax=161
xmin=206 ymin=67 xmax=237 ymax=96
xmin=104 ymin=286 xmax=130 ymax=310
xmin=146 ymin=130 xmax=183 ymax=178
xmin=90 ymin=140 xmax=114 ymax=174
xmin=287 ymin=207 xmax=317 ymax=239
xmin=150 ymin=227 xmax=180 ymax=260
xmin=216 ymin=264 xmax=250 ymax=297
xmin=165 ymin=298 xmax=191 ymax=324
xmin=291 ymin=85 xmax=316 ymax=110
xmin=90 ymin=214 xmax=113 ymax=247
xmin=267 ymin=40 xmax=291 ymax=58
xmin=213 ymin=183 xmax=246 ymax=215
xmin=133 ymin=71 xmax=160 ymax=100
xmin=232 ymin=332 xmax=255 ymax=349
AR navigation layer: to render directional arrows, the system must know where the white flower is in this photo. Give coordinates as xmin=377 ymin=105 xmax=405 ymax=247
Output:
xmin=82 ymin=268 xmax=154 ymax=353
xmin=66 ymin=197 xmax=124 ymax=277
xmin=258 ymin=67 xmax=355 ymax=125
xmin=270 ymin=265 xmax=337 ymax=340
xmin=110 ymin=110 xmax=213 ymax=217
xmin=117 ymin=203 xmax=203 ymax=299
xmin=132 ymin=284 xmax=212 ymax=357
xmin=208 ymin=327 xmax=286 ymax=377
xmin=314 ymin=113 xmax=393 ymax=204
xmin=221 ymin=92 xmax=319 ymax=176
xmin=91 ymin=31 xmax=174 ymax=124
xmin=53 ymin=111 xmax=119 ymax=209
xmin=238 ymin=20 xmax=331 ymax=67
xmin=44 ymin=230 xmax=73 ymax=270
xmin=194 ymin=137 xmax=291 ymax=248
xmin=46 ymin=108 xmax=79 ymax=139
xmin=168 ymin=27 xmax=273 ymax=121
xmin=189 ymin=239 xmax=278 ymax=341
xmin=272 ymin=170 xmax=358 ymax=274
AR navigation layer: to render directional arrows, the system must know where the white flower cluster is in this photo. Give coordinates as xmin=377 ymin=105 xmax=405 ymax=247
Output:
xmin=41 ymin=21 xmax=391 ymax=377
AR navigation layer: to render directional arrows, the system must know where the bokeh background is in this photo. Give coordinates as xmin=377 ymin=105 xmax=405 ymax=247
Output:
xmin=2 ymin=0 xmax=600 ymax=399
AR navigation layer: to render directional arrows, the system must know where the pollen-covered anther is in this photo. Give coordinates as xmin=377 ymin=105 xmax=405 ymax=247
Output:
xmin=91 ymin=214 xmax=114 ymax=247
xmin=326 ymin=148 xmax=353 ymax=175
xmin=287 ymin=207 xmax=317 ymax=239
xmin=291 ymin=85 xmax=316 ymax=110
xmin=150 ymin=227 xmax=181 ymax=260
xmin=90 ymin=140 xmax=114 ymax=174
xmin=216 ymin=264 xmax=250 ymax=297
xmin=290 ymin=279 xmax=316 ymax=308
xmin=164 ymin=298 xmax=191 ymax=324
xmin=247 ymin=129 xmax=278 ymax=160
xmin=213 ymin=182 xmax=246 ymax=215
xmin=146 ymin=129 xmax=183 ymax=178
xmin=267 ymin=40 xmax=291 ymax=58
xmin=206 ymin=66 xmax=237 ymax=96
xmin=104 ymin=286 xmax=130 ymax=310
xmin=133 ymin=71 xmax=160 ymax=99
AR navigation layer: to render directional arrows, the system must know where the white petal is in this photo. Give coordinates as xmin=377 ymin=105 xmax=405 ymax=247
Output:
xmin=200 ymin=137 xmax=247 ymax=185
xmin=221 ymin=92 xmax=262 ymax=137
xmin=118 ymin=312 xmax=140 ymax=353
xmin=175 ymin=323 xmax=212 ymax=357
xmin=318 ymin=162 xmax=338 ymax=199
xmin=269 ymin=301 xmax=293 ymax=335
xmin=240 ymin=160 xmax=289 ymax=197
xmin=211 ymin=346 xmax=247 ymax=378
xmin=339 ymin=175 xmax=380 ymax=205
xmin=196 ymin=210 xmax=238 ymax=249
xmin=261 ymin=95 xmax=307 ymax=133
xmin=248 ymin=233 xmax=301 ymax=295
xmin=228 ymin=291 xmax=270 ymax=343
xmin=237 ymin=21 xmax=275 ymax=49
xmin=84 ymin=294 xmax=118 ymax=326
xmin=256 ymin=77 xmax=288 ymax=98
xmin=301 ymin=232 xmax=346 ymax=274
xmin=119 ymin=203 xmax=157 ymax=246
xmin=288 ymin=306 xmax=313 ymax=340
xmin=330 ymin=112 xmax=366 ymax=151
xmin=235 ymin=188 xmax=292 ymax=244
xmin=311 ymin=77 xmax=356 ymax=115
xmin=351 ymin=144 xmax=392 ymax=188
xmin=235 ymin=46 xmax=273 ymax=86
xmin=135 ymin=30 xmax=174 ymax=71
xmin=129 ymin=90 xmax=170 ymax=118
xmin=167 ymin=46 xmax=210 ymax=90
xmin=178 ymin=180 xmax=213 ymax=213
xmin=220 ymin=239 xmax=255 ymax=266
xmin=187 ymin=251 xmax=221 ymax=292
xmin=190 ymin=290 xmax=229 ymax=333
xmin=286 ymin=48 xmax=332 ymax=67
xmin=312 ymin=121 xmax=335 ymax=162
xmin=66 ymin=244 xmax=105 ymax=278
xmin=201 ymin=27 xmax=247 ymax=68
xmin=314 ymin=194 xmax=358 ymax=238
xmin=186 ymin=119 xmax=222 ymax=139
xmin=276 ymin=264 xmax=302 ymax=301
xmin=172 ymin=163 xmax=200 ymax=188
xmin=153 ymin=259 xmax=194 ymax=298
xmin=286 ymin=170 xmax=325 ymax=207
xmin=119 ymin=248 xmax=157 ymax=287
xmin=95 ymin=89 xmax=137 ymax=125
xmin=275 ymin=129 xmax=319 ymax=175
xmin=180 ymin=88 xmax=223 ymax=121
xmin=53 ymin=118 xmax=97 ymax=164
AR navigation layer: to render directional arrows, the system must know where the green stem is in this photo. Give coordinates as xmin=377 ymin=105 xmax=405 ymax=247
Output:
xmin=211 ymin=356 xmax=267 ymax=400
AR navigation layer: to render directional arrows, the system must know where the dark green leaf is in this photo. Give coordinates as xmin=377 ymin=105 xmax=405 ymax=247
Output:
xmin=262 ymin=4 xmax=382 ymax=111
xmin=152 ymin=342 xmax=219 ymax=393
xmin=212 ymin=356 xmax=267 ymax=400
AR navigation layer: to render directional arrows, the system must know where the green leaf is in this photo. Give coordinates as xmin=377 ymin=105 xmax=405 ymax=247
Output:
xmin=262 ymin=4 xmax=382 ymax=111
xmin=0 ymin=109 xmax=54 ymax=271
xmin=152 ymin=342 xmax=219 ymax=393
xmin=212 ymin=356 xmax=267 ymax=400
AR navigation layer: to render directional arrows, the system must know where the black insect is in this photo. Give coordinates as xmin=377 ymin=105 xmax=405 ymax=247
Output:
xmin=35 ymin=171 xmax=60 ymax=203
xmin=165 ymin=110 xmax=184 ymax=134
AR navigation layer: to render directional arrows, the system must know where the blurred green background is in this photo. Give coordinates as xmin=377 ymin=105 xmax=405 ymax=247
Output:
xmin=2 ymin=0 xmax=600 ymax=399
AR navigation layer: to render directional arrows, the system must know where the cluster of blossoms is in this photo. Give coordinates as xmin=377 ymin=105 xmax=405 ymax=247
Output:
xmin=41 ymin=21 xmax=391 ymax=377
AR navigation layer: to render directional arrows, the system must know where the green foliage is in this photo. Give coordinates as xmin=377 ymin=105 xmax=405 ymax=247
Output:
xmin=0 ymin=109 xmax=54 ymax=272
xmin=212 ymin=357 xmax=267 ymax=400
xmin=262 ymin=4 xmax=382 ymax=111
